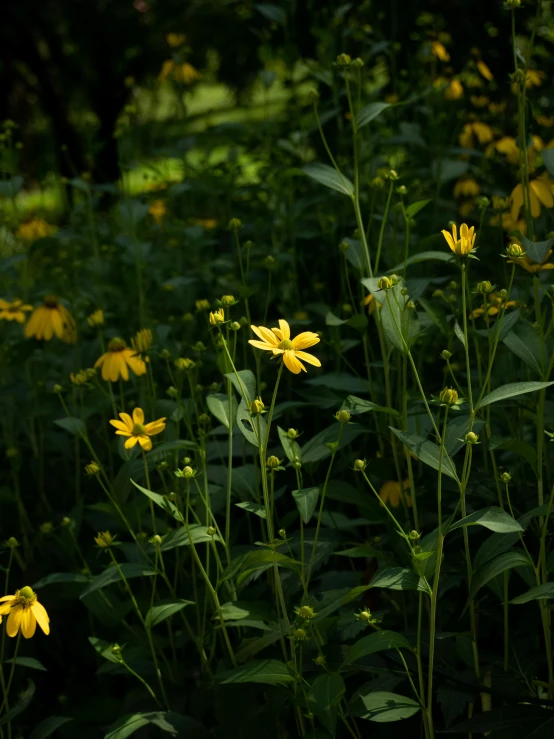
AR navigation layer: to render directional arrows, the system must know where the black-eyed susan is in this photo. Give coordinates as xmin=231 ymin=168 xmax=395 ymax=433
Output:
xmin=379 ymin=480 xmax=412 ymax=508
xmin=0 ymin=298 xmax=32 ymax=323
xmin=94 ymin=338 xmax=147 ymax=382
xmin=444 ymin=79 xmax=463 ymax=100
xmin=87 ymin=309 xmax=104 ymax=327
xmin=442 ymin=223 xmax=476 ymax=256
xmin=510 ymin=179 xmax=554 ymax=222
xmin=249 ymin=319 xmax=321 ymax=374
xmin=0 ymin=586 xmax=49 ymax=638
xmin=25 ymin=296 xmax=76 ymax=343
xmin=109 ymin=407 xmax=166 ymax=451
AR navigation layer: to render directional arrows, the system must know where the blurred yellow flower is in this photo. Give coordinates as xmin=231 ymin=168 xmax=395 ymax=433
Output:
xmin=495 ymin=137 xmax=519 ymax=165
xmin=470 ymin=95 xmax=489 ymax=108
xmin=193 ymin=218 xmax=217 ymax=229
xmin=442 ymin=223 xmax=476 ymax=256
xmin=166 ymin=33 xmax=186 ymax=47
xmin=471 ymin=292 xmax=518 ymax=319
xmin=489 ymin=101 xmax=507 ymax=115
xmin=459 ymin=121 xmax=494 ymax=149
xmin=110 ymin=407 xmax=166 ymax=451
xmin=95 ymin=531 xmax=114 ymax=547
xmin=87 ymin=309 xmax=104 ymax=327
xmin=458 ymin=200 xmax=476 ymax=218
xmin=445 ymin=79 xmax=464 ymax=100
xmin=249 ymin=319 xmax=321 ymax=374
xmin=510 ymin=179 xmax=554 ymax=221
xmin=454 ymin=178 xmax=480 ymax=198
xmin=25 ymin=296 xmax=76 ymax=343
xmin=0 ymin=587 xmax=49 ymax=639
xmin=0 ymin=298 xmax=32 ymax=323
xmin=16 ymin=218 xmax=55 ymax=242
xmin=431 ymin=41 xmax=450 ymax=62
xmin=362 ymin=292 xmax=382 ymax=314
xmin=131 ymin=328 xmax=153 ymax=355
xmin=159 ymin=60 xmax=200 ymax=85
xmin=149 ymin=200 xmax=167 ymax=225
xmin=379 ymin=480 xmax=412 ymax=508
xmin=94 ymin=338 xmax=147 ymax=382
xmin=477 ymin=59 xmax=494 ymax=81
xmin=70 ymin=369 xmax=88 ymax=386
xmin=508 ymin=247 xmax=554 ymax=273
xmin=536 ymin=115 xmax=554 ymax=128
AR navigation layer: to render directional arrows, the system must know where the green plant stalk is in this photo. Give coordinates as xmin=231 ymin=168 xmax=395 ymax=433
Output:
xmin=306 ymin=423 xmax=345 ymax=586
xmin=142 ymin=451 xmax=158 ymax=534
xmin=119 ymin=652 xmax=162 ymax=709
xmin=0 ymin=633 xmax=20 ymax=716
xmin=374 ymin=180 xmax=394 ymax=275
xmin=0 ymin=548 xmax=15 ymax=718
xmin=225 ymin=322 xmax=234 ymax=565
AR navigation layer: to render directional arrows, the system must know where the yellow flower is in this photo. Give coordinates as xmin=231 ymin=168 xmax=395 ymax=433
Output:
xmin=470 ymin=95 xmax=489 ymax=108
xmin=149 ymin=200 xmax=167 ymax=225
xmin=87 ymin=309 xmax=104 ymax=327
xmin=441 ymin=223 xmax=476 ymax=256
xmin=454 ymin=178 xmax=480 ymax=198
xmin=109 ymin=407 xmax=166 ymax=451
xmin=94 ymin=337 xmax=147 ymax=382
xmin=536 ymin=115 xmax=554 ymax=128
xmin=0 ymin=586 xmax=49 ymax=639
xmin=379 ymin=480 xmax=412 ymax=508
xmin=159 ymin=59 xmax=175 ymax=82
xmin=495 ymin=136 xmax=520 ymax=165
xmin=458 ymin=200 xmax=475 ymax=218
xmin=471 ymin=292 xmax=518 ymax=319
xmin=192 ymin=218 xmax=217 ymax=229
xmin=293 ymin=310 xmax=309 ymax=320
xmin=431 ymin=41 xmax=450 ymax=62
xmin=508 ymin=248 xmax=554 ymax=273
xmin=159 ymin=60 xmax=200 ymax=85
xmin=362 ymin=292 xmax=382 ymax=314
xmin=524 ymin=69 xmax=545 ymax=88
xmin=477 ymin=59 xmax=494 ymax=81
xmin=131 ymin=328 xmax=153 ymax=355
xmin=384 ymin=93 xmax=399 ymax=104
xmin=166 ymin=33 xmax=186 ymax=48
xmin=0 ymin=298 xmax=32 ymax=323
xmin=489 ymin=101 xmax=507 ymax=115
xmin=70 ymin=369 xmax=88 ymax=386
xmin=459 ymin=121 xmax=494 ymax=149
xmin=209 ymin=309 xmax=225 ymax=325
xmin=16 ymin=218 xmax=55 ymax=242
xmin=249 ymin=319 xmax=321 ymax=375
xmin=445 ymin=79 xmax=464 ymax=100
xmin=85 ymin=461 xmax=101 ymax=476
xmin=25 ymin=296 xmax=76 ymax=343
xmin=95 ymin=531 xmax=114 ymax=547
xmin=510 ymin=179 xmax=554 ymax=222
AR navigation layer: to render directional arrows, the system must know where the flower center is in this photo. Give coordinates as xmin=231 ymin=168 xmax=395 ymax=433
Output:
xmin=278 ymin=339 xmax=294 ymax=350
xmin=16 ymin=586 xmax=36 ymax=608
xmin=108 ymin=337 xmax=126 ymax=353
xmin=44 ymin=295 xmax=59 ymax=309
xmin=132 ymin=423 xmax=146 ymax=436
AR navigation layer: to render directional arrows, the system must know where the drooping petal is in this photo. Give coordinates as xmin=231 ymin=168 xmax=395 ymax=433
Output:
xmin=114 ymin=430 xmax=133 ymax=437
xmin=138 ymin=435 xmax=153 ymax=451
xmin=125 ymin=353 xmax=147 ymax=377
xmin=31 ymin=602 xmax=50 ymax=635
xmin=0 ymin=595 xmax=17 ymax=603
xmin=283 ymin=350 xmax=305 ymax=374
xmin=21 ymin=608 xmax=37 ymax=639
xmin=118 ymin=354 xmax=130 ymax=381
xmin=294 ymin=351 xmax=321 ymax=367
xmin=42 ymin=311 xmax=54 ymax=341
xmin=511 ymin=184 xmax=524 ymax=222
xmin=6 ymin=605 xmax=23 ymax=637
xmin=50 ymin=309 xmax=64 ymax=339
xmin=132 ymin=407 xmax=144 ymax=425
xmin=248 ymin=339 xmax=277 ymax=352
xmin=529 ymin=188 xmax=541 ymax=218
xmin=250 ymin=325 xmax=279 ymax=346
xmin=124 ymin=436 xmax=139 ymax=449
xmin=291 ymin=332 xmax=320 ymax=350
xmin=531 ymin=179 xmax=554 ymax=209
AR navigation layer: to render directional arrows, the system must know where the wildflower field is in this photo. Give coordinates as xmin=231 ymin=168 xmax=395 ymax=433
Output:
xmin=3 ymin=0 xmax=554 ymax=737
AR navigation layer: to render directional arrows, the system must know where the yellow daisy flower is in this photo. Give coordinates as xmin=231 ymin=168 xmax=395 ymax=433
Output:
xmin=149 ymin=200 xmax=167 ymax=225
xmin=441 ymin=223 xmax=476 ymax=256
xmin=94 ymin=338 xmax=147 ymax=382
xmin=249 ymin=319 xmax=321 ymax=375
xmin=508 ymin=248 xmax=554 ymax=273
xmin=166 ymin=32 xmax=186 ymax=48
xmin=471 ymin=292 xmax=518 ymax=319
xmin=16 ymin=218 xmax=55 ymax=242
xmin=459 ymin=121 xmax=494 ymax=149
xmin=444 ymin=79 xmax=464 ymax=100
xmin=510 ymin=179 xmax=554 ymax=222
xmin=0 ymin=298 xmax=32 ymax=323
xmin=87 ymin=309 xmax=104 ymax=327
xmin=379 ymin=480 xmax=412 ymax=508
xmin=0 ymin=586 xmax=50 ymax=639
xmin=24 ymin=296 xmax=76 ymax=343
xmin=454 ymin=178 xmax=480 ymax=198
xmin=131 ymin=328 xmax=153 ymax=356
xmin=109 ymin=407 xmax=166 ymax=451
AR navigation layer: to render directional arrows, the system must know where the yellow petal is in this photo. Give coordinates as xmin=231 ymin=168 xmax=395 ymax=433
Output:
xmin=251 ymin=325 xmax=279 ymax=346
xmin=118 ymin=355 xmax=130 ymax=381
xmin=21 ymin=608 xmax=37 ymax=639
xmin=124 ymin=436 xmax=139 ymax=449
xmin=277 ymin=319 xmax=290 ymax=340
xmin=144 ymin=419 xmax=166 ymax=435
xmin=132 ymin=407 xmax=144 ymax=425
xmin=126 ymin=354 xmax=147 ymax=377
xmin=291 ymin=332 xmax=320 ymax=350
xmin=51 ymin=309 xmax=64 ymax=339
xmin=248 ymin=339 xmax=276 ymax=352
xmin=510 ymin=184 xmax=523 ymax=222
xmin=530 ymin=179 xmax=554 ymax=208
xmin=294 ymin=351 xmax=321 ymax=367
xmin=138 ymin=435 xmax=153 ymax=451
xmin=6 ymin=605 xmax=23 ymax=637
xmin=283 ymin=350 xmax=305 ymax=374
xmin=31 ymin=601 xmax=50 ymax=635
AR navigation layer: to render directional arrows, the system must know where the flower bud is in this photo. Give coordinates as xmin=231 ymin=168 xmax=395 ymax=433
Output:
xmin=61 ymin=516 xmax=72 ymax=527
xmin=228 ymin=218 xmax=242 ymax=231
xmin=440 ymin=349 xmax=452 ymax=360
xmin=476 ymin=280 xmax=493 ymax=294
xmin=506 ymin=243 xmax=524 ymax=258
xmin=396 ymin=185 xmax=407 ymax=195
xmin=378 ymin=276 xmax=392 ymax=290
xmin=175 ymin=357 xmax=196 ymax=371
xmin=167 ymin=386 xmax=178 ymax=398
xmin=152 ymin=534 xmax=162 ymax=545
xmin=314 ymin=655 xmax=326 ymax=666
xmin=278 ymin=529 xmax=287 ymax=539
xmin=359 ymin=610 xmax=371 ymax=622
xmin=500 ymin=471 xmax=512 ymax=483
xmin=209 ymin=308 xmax=225 ymax=325
xmin=221 ymin=295 xmax=235 ymax=306
xmin=335 ymin=409 xmax=351 ymax=424
xmin=299 ymin=605 xmax=314 ymax=619
xmin=267 ymin=456 xmax=280 ymax=469
xmin=498 ymin=288 xmax=508 ymax=300
xmin=339 ymin=240 xmax=350 ymax=253
xmin=195 ymin=299 xmax=210 ymax=311
xmin=6 ymin=537 xmax=19 ymax=548
xmin=353 ymin=459 xmax=367 ymax=472
xmin=249 ymin=396 xmax=265 ymax=414
xmin=465 ymin=431 xmax=479 ymax=444
xmin=286 ymin=428 xmax=299 ymax=439
xmin=230 ymin=321 xmax=241 ymax=331
xmin=293 ymin=628 xmax=307 ymax=640
xmin=336 ymin=53 xmax=352 ymax=67
xmin=198 ymin=414 xmax=210 ymax=426
xmin=85 ymin=461 xmax=101 ymax=476
xmin=387 ymin=169 xmax=399 ymax=181
xmin=439 ymin=387 xmax=459 ymax=406
xmin=207 ymin=526 xmax=217 ymax=536
xmin=53 ymin=384 xmax=63 ymax=394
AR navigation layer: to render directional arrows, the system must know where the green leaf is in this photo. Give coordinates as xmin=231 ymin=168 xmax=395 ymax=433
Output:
xmin=343 ymin=630 xmax=412 ymax=666
xmin=510 ymin=583 xmax=554 ymax=604
xmin=390 ymin=428 xmax=458 ymax=481
xmin=224 ymin=369 xmax=256 ymax=404
xmin=418 ymin=297 xmax=449 ymax=336
xmin=454 ymin=320 xmax=466 ymax=348
xmin=444 ymin=705 xmax=554 ymax=735
xmin=520 ymin=235 xmax=553 ymax=265
xmin=235 ymin=501 xmax=267 ymax=518
xmin=341 ymin=395 xmax=400 ymax=418
xmin=378 ymin=282 xmax=420 ymax=352
xmin=370 ymin=567 xmax=424 ymax=591
xmin=219 ymin=659 xmax=295 ymax=685
xmin=32 ymin=572 xmax=91 ymax=589
xmin=131 ymin=479 xmax=184 ymax=523
xmin=278 ymin=426 xmax=302 ymax=463
xmin=80 ymin=563 xmax=156 ymax=598
xmin=503 ymin=324 xmax=544 ymax=376
xmin=360 ymin=691 xmax=421 ymax=723
xmin=302 ymin=163 xmax=354 ymax=196
xmin=488 ymin=436 xmax=537 ymax=474
xmin=432 ymin=158 xmax=468 ymax=185
xmin=29 ymin=716 xmax=73 ymax=739
xmin=218 ymin=601 xmax=273 ymax=622
xmin=53 ymin=417 xmax=85 ymax=437
xmin=448 ymin=507 xmax=523 ymax=534
xmin=145 ymin=599 xmax=194 ymax=628
xmin=3 ymin=657 xmax=47 ymax=672
xmin=0 ymin=680 xmax=35 ymax=727
xmin=336 ymin=545 xmax=381 ymax=558
xmin=386 ymin=250 xmax=452 ymax=273
xmin=301 ymin=423 xmax=363 ymax=464
xmin=404 ymin=199 xmax=431 ymax=219
xmin=543 ymin=149 xmax=554 ymax=177
xmin=156 ymin=524 xmax=222 ymax=550
xmin=470 ymin=551 xmax=533 ymax=600
xmin=104 ymin=712 xmax=208 ymax=739
xmin=206 ymin=393 xmax=237 ymax=429
xmin=308 ymin=672 xmax=346 ymax=735
xmin=255 ymin=3 xmax=286 ymax=26
xmin=236 ymin=398 xmax=267 ymax=448
xmin=476 ymin=381 xmax=554 ymax=410
xmin=292 ymin=487 xmax=320 ymax=524
xmin=357 ymin=101 xmax=391 ymax=128
xmin=473 ymin=532 xmax=520 ymax=570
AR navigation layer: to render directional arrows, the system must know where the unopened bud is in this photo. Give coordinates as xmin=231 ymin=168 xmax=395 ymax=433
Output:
xmin=335 ymin=409 xmax=351 ymax=424
xmin=353 ymin=459 xmax=367 ymax=472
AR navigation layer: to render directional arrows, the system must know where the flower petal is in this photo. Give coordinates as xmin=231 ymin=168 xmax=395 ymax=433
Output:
xmin=138 ymin=435 xmax=153 ymax=451
xmin=531 ymin=179 xmax=554 ymax=208
xmin=283 ymin=350 xmax=305 ymax=374
xmin=124 ymin=436 xmax=139 ymax=449
xmin=21 ymin=608 xmax=37 ymax=639
xmin=249 ymin=339 xmax=277 ymax=352
xmin=250 ymin=325 xmax=279 ymax=346
xmin=295 ymin=351 xmax=321 ymax=367
xmin=132 ymin=407 xmax=144 ymax=425
xmin=6 ymin=604 xmax=23 ymax=637
xmin=511 ymin=184 xmax=523 ymax=223
xmin=31 ymin=601 xmax=50 ymax=635
xmin=277 ymin=319 xmax=290 ymax=341
xmin=292 ymin=332 xmax=320 ymax=350
xmin=144 ymin=420 xmax=166 ymax=435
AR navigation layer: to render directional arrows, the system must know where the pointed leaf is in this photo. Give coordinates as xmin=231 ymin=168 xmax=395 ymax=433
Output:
xmin=145 ymin=599 xmax=194 ymax=628
xmin=80 ymin=563 xmax=156 ymax=598
xmin=302 ymin=163 xmax=354 ymax=196
xmin=292 ymin=487 xmax=320 ymax=524
xmin=131 ymin=480 xmax=184 ymax=523
xmin=476 ymin=381 xmax=554 ymax=410
xmin=206 ymin=393 xmax=237 ymax=429
xmin=510 ymin=583 xmax=554 ymax=604
xmin=449 ymin=507 xmax=523 ymax=534
xmin=390 ymin=428 xmax=458 ymax=481
xmin=0 ymin=681 xmax=35 ymax=727
xmin=343 ymin=630 xmax=412 ymax=666
xmin=356 ymin=102 xmax=391 ymax=129
xmin=470 ymin=551 xmax=533 ymax=600
xmin=29 ymin=716 xmax=73 ymax=739
xmin=219 ymin=659 xmax=294 ymax=685
xmin=224 ymin=369 xmax=256 ymax=404
xmin=360 ymin=691 xmax=421 ymax=722
xmin=308 ymin=672 xmax=345 ymax=736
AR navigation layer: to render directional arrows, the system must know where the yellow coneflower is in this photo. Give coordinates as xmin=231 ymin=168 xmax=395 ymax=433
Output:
xmin=471 ymin=292 xmax=518 ymax=319
xmin=441 ymin=223 xmax=476 ymax=256
xmin=444 ymin=79 xmax=464 ymax=100
xmin=379 ymin=480 xmax=412 ymax=508
xmin=362 ymin=293 xmax=382 ymax=314
xmin=510 ymin=179 xmax=554 ymax=222
xmin=431 ymin=41 xmax=450 ymax=62
xmin=94 ymin=338 xmax=147 ymax=382
xmin=470 ymin=95 xmax=489 ymax=108
xmin=489 ymin=101 xmax=507 ymax=115
xmin=249 ymin=319 xmax=321 ymax=375
xmin=149 ymin=200 xmax=167 ymax=225
xmin=166 ymin=32 xmax=186 ymax=48
xmin=459 ymin=121 xmax=494 ymax=149
xmin=192 ymin=218 xmax=217 ymax=229
xmin=70 ymin=369 xmax=88 ymax=386
xmin=508 ymin=248 xmax=554 ymax=273
xmin=0 ymin=586 xmax=49 ymax=639
xmin=24 ymin=296 xmax=76 ymax=343
xmin=536 ymin=115 xmax=554 ymax=128
xmin=454 ymin=178 xmax=480 ymax=198
xmin=94 ymin=531 xmax=115 ymax=547
xmin=0 ymin=298 xmax=32 ymax=323
xmin=87 ymin=309 xmax=104 ymax=327
xmin=16 ymin=218 xmax=55 ymax=242
xmin=109 ymin=407 xmax=166 ymax=451
xmin=158 ymin=60 xmax=200 ymax=85
xmin=131 ymin=328 xmax=153 ymax=356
